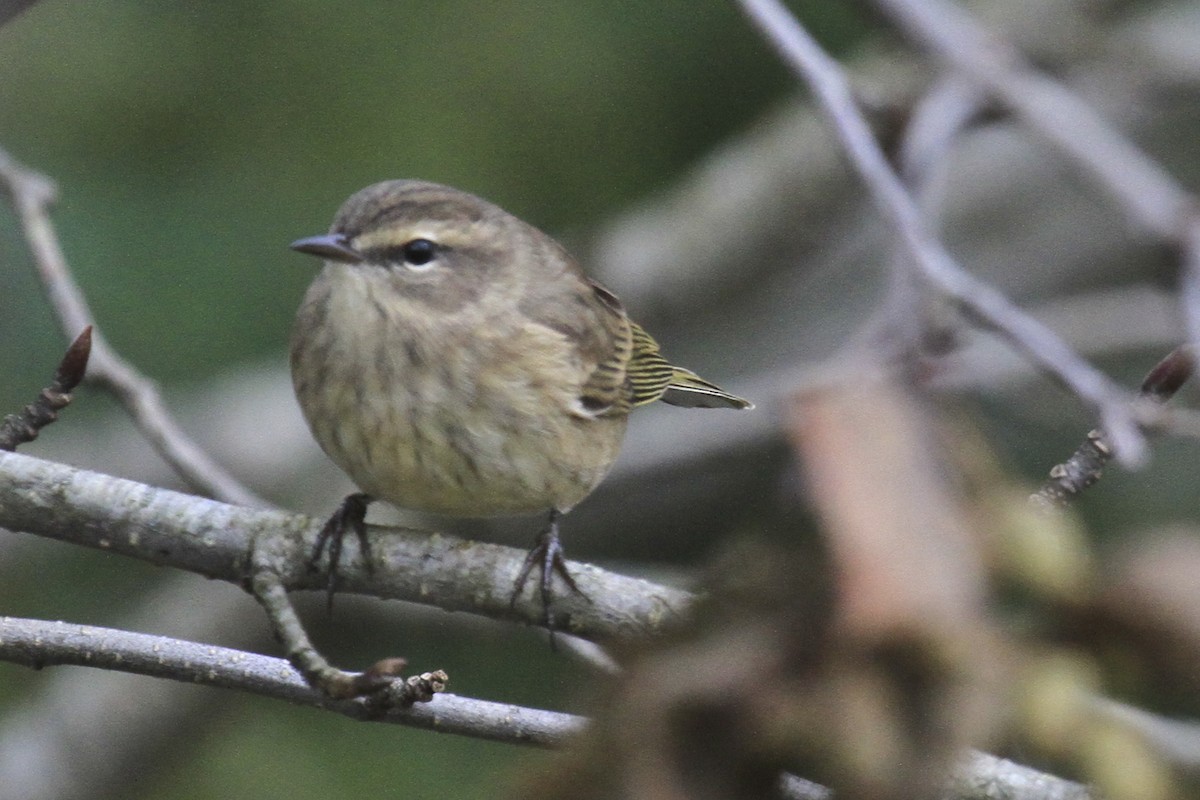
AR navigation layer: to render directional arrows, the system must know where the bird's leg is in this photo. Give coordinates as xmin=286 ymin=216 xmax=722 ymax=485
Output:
xmin=309 ymin=492 xmax=374 ymax=613
xmin=511 ymin=509 xmax=586 ymax=628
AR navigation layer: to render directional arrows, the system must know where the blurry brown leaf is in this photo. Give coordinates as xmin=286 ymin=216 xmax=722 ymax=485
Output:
xmin=785 ymin=378 xmax=1005 ymax=799
xmin=789 ymin=379 xmax=987 ymax=636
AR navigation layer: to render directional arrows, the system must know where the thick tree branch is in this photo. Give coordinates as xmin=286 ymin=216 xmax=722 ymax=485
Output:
xmin=945 ymin=752 xmax=1093 ymax=800
xmin=0 ymin=404 xmax=1106 ymax=799
xmin=0 ymin=449 xmax=692 ymax=640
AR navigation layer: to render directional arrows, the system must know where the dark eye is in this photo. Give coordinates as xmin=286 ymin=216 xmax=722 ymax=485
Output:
xmin=401 ymin=238 xmax=438 ymax=266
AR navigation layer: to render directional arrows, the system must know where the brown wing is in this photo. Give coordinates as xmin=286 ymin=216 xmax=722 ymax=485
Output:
xmin=576 ymin=280 xmax=635 ymax=415
xmin=568 ymin=285 xmax=752 ymax=414
xmin=518 ymin=257 xmax=749 ymax=415
xmin=518 ymin=270 xmax=635 ymax=418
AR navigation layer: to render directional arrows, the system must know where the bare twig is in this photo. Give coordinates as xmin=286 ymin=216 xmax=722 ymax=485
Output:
xmin=0 ymin=326 xmax=91 ymax=451
xmin=556 ymin=635 xmax=621 ymax=674
xmin=0 ymin=613 xmax=1095 ymax=800
xmin=871 ymin=76 xmax=987 ymax=359
xmin=871 ymin=0 xmax=1200 ymax=351
xmin=871 ymin=0 xmax=1194 ymax=239
xmin=0 ymin=146 xmax=266 ymax=507
xmin=1089 ymin=696 xmax=1200 ymax=772
xmin=0 ymin=616 xmax=573 ymax=744
xmin=1032 ymin=345 xmax=1195 ymax=509
xmin=250 ymin=565 xmax=439 ymax=701
xmin=0 ymin=140 xmax=272 ymax=793
xmin=734 ymin=0 xmax=1146 ymax=465
xmin=1180 ymin=222 xmax=1200 ymax=350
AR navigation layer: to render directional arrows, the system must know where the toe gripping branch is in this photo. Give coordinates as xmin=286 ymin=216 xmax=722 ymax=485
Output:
xmin=309 ymin=492 xmax=374 ymax=612
xmin=511 ymin=509 xmax=591 ymax=633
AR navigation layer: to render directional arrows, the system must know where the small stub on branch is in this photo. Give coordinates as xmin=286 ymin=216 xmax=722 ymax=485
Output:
xmin=1032 ymin=344 xmax=1195 ymax=510
xmin=0 ymin=325 xmax=92 ymax=451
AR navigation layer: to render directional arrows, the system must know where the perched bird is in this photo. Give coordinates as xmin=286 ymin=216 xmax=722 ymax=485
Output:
xmin=289 ymin=180 xmax=750 ymax=621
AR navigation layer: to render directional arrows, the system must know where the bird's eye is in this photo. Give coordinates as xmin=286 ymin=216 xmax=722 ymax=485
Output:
xmin=401 ymin=238 xmax=438 ymax=266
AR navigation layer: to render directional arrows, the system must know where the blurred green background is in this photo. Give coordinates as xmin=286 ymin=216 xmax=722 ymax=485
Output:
xmin=0 ymin=1 xmax=864 ymax=797
xmin=0 ymin=0 xmax=865 ymax=411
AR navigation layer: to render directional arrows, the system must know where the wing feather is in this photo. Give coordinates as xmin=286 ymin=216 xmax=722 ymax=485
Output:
xmin=520 ymin=267 xmax=749 ymax=416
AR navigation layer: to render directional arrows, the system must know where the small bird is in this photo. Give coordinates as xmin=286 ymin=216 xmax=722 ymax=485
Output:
xmin=289 ymin=180 xmax=750 ymax=622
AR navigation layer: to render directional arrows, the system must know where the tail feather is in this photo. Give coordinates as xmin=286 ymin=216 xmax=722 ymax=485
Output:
xmin=625 ymin=321 xmax=752 ymax=410
xmin=660 ymin=367 xmax=753 ymax=410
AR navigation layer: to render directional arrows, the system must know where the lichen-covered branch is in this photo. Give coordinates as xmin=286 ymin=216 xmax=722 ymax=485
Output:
xmin=0 ymin=449 xmax=692 ymax=640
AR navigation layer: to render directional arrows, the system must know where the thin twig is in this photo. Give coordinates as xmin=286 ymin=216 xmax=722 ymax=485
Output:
xmin=734 ymin=0 xmax=1146 ymax=466
xmin=870 ymin=76 xmax=986 ymax=360
xmin=0 ymin=326 xmax=91 ymax=451
xmin=0 ymin=616 xmax=576 ymax=744
xmin=0 ymin=614 xmax=1095 ymax=799
xmin=556 ymin=634 xmax=622 ymax=674
xmin=251 ymin=565 xmax=441 ymax=701
xmin=1089 ymin=696 xmax=1200 ymax=772
xmin=0 ymin=146 xmax=266 ymax=507
xmin=1181 ymin=223 xmax=1200 ymax=353
xmin=0 ymin=0 xmax=41 ymax=30
xmin=871 ymin=0 xmax=1194 ymax=238
xmin=871 ymin=0 xmax=1200 ymax=354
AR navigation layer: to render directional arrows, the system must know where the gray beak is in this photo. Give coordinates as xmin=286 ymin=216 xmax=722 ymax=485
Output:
xmin=289 ymin=233 xmax=363 ymax=264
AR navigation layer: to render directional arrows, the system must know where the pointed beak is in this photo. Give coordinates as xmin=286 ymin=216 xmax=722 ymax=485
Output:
xmin=289 ymin=233 xmax=363 ymax=264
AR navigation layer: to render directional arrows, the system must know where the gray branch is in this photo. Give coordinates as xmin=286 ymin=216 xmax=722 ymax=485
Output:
xmin=734 ymin=0 xmax=1146 ymax=465
xmin=0 ymin=613 xmax=1094 ymax=800
xmin=0 ymin=446 xmax=1104 ymax=800
xmin=0 ymin=449 xmax=692 ymax=640
xmin=0 ymin=615 xmax=581 ymax=746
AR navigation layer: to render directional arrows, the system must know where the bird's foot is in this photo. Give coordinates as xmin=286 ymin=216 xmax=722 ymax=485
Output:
xmin=309 ymin=492 xmax=374 ymax=613
xmin=510 ymin=510 xmax=588 ymax=632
